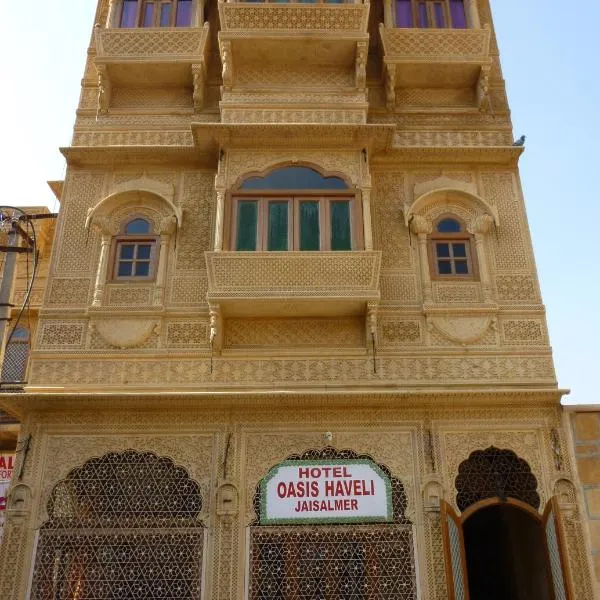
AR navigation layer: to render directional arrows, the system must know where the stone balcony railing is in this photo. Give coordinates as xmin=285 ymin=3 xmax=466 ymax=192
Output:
xmin=380 ymin=26 xmax=490 ymax=63
xmin=379 ymin=25 xmax=492 ymax=109
xmin=205 ymin=251 xmax=381 ymax=317
xmin=95 ymin=25 xmax=209 ymax=61
xmin=218 ymin=1 xmax=369 ymax=33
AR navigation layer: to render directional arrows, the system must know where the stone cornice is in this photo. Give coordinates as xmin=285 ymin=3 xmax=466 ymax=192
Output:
xmin=191 ymin=123 xmax=396 ymax=153
xmin=0 ymin=388 xmax=567 ymax=419
xmin=374 ymin=145 xmax=524 ymax=166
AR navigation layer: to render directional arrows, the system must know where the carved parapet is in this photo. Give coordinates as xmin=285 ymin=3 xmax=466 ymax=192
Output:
xmin=205 ymin=250 xmax=381 ymax=318
xmin=379 ymin=24 xmax=492 ymax=92
xmin=94 ymin=23 xmax=210 ymax=89
xmin=218 ymin=2 xmax=369 ymax=33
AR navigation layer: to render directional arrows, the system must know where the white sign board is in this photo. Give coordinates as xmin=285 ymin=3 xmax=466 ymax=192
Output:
xmin=261 ymin=460 xmax=392 ymax=525
xmin=0 ymin=454 xmax=15 ymax=544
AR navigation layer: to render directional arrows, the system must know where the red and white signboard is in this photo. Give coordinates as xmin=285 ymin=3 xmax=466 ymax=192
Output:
xmin=0 ymin=453 xmax=15 ymax=544
xmin=261 ymin=459 xmax=392 ymax=525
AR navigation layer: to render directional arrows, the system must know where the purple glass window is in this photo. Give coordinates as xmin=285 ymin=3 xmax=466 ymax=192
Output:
xmin=160 ymin=3 xmax=172 ymax=26
xmin=450 ymin=0 xmax=467 ymax=28
xmin=142 ymin=2 xmax=155 ymax=26
xmin=396 ymin=0 xmax=413 ymax=27
xmin=417 ymin=2 xmax=429 ymax=27
xmin=120 ymin=0 xmax=138 ymax=27
xmin=176 ymin=0 xmax=193 ymax=27
xmin=433 ymin=2 xmax=445 ymax=27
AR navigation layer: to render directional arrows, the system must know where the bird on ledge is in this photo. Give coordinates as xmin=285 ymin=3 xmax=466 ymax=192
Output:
xmin=513 ymin=135 xmax=526 ymax=146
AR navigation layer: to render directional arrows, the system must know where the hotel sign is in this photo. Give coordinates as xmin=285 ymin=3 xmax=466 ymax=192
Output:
xmin=260 ymin=459 xmax=392 ymax=524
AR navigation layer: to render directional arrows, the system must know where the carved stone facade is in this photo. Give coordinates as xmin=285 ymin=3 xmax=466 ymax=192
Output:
xmin=0 ymin=0 xmax=595 ymax=599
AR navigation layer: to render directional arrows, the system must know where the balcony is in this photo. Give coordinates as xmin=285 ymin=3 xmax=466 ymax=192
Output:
xmin=93 ymin=23 xmax=210 ymax=109
xmin=379 ymin=25 xmax=491 ymax=108
xmin=217 ymin=1 xmax=370 ymax=122
xmin=205 ymin=251 xmax=381 ymax=317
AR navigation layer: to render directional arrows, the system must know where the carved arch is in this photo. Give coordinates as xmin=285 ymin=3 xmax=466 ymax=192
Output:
xmin=404 ymin=185 xmax=499 ymax=231
xmin=232 ymin=161 xmax=354 ymax=191
xmin=85 ymin=176 xmax=182 ymax=234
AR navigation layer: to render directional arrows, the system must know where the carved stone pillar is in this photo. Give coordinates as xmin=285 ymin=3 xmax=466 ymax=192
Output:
xmin=465 ymin=0 xmax=480 ymax=28
xmin=469 ymin=214 xmax=494 ymax=303
xmin=361 ymin=187 xmax=373 ymax=251
xmin=93 ymin=233 xmax=112 ymax=306
xmin=410 ymin=216 xmax=433 ymax=304
xmin=383 ymin=0 xmax=393 ymax=27
xmin=192 ymin=63 xmax=205 ymax=113
xmin=214 ymin=189 xmax=226 ymax=251
xmin=154 ymin=216 xmax=176 ymax=306
xmin=106 ymin=0 xmax=116 ymax=27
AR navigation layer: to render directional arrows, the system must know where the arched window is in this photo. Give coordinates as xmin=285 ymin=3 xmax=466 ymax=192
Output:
xmin=429 ymin=215 xmax=477 ymax=278
xmin=230 ymin=166 xmax=362 ymax=252
xmin=112 ymin=217 xmax=158 ymax=280
xmin=395 ymin=0 xmax=467 ymax=28
xmin=249 ymin=447 xmax=417 ymax=600
xmin=0 ymin=326 xmax=30 ymax=384
xmin=30 ymin=450 xmax=205 ymax=600
xmin=441 ymin=447 xmax=573 ymax=600
xmin=119 ymin=0 xmax=193 ymax=28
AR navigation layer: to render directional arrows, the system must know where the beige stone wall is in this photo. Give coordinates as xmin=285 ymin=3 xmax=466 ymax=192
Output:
xmin=571 ymin=410 xmax=600 ymax=597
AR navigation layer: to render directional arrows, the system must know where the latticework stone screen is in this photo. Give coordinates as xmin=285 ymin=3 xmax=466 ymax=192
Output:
xmin=30 ymin=450 xmax=205 ymax=600
xmin=249 ymin=447 xmax=417 ymax=600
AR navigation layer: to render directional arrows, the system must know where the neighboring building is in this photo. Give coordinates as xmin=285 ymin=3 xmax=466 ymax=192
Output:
xmin=0 ymin=1 xmax=595 ymax=599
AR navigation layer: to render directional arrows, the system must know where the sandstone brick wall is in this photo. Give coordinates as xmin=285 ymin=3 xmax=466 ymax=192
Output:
xmin=571 ymin=410 xmax=600 ymax=593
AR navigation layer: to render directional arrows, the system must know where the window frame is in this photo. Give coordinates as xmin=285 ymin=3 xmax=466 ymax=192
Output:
xmin=428 ymin=215 xmax=479 ymax=280
xmin=230 ymin=194 xmax=361 ymax=252
xmin=117 ymin=0 xmax=194 ymax=28
xmin=394 ymin=0 xmax=469 ymax=29
xmin=110 ymin=217 xmax=160 ymax=282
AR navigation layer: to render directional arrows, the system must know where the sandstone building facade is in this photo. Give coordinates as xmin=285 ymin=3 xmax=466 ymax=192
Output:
xmin=0 ymin=0 xmax=596 ymax=598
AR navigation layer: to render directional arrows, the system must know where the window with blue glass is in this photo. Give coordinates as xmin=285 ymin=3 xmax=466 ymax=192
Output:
xmin=430 ymin=216 xmax=476 ymax=278
xmin=232 ymin=166 xmax=361 ymax=252
xmin=113 ymin=217 xmax=158 ymax=280
xmin=395 ymin=0 xmax=467 ymax=28
xmin=118 ymin=0 xmax=193 ymax=28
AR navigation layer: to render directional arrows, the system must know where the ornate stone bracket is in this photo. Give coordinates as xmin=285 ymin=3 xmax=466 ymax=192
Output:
xmin=209 ymin=303 xmax=223 ymax=353
xmin=477 ymin=64 xmax=492 ymax=113
xmin=355 ymin=41 xmax=367 ymax=91
xmin=384 ymin=64 xmax=396 ymax=112
xmin=192 ymin=62 xmax=206 ymax=112
xmin=220 ymin=40 xmax=233 ymax=92
xmin=96 ymin=63 xmax=112 ymax=114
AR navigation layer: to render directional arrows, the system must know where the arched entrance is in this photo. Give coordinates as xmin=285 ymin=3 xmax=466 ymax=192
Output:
xmin=441 ymin=447 xmax=573 ymax=600
xmin=462 ymin=499 xmax=551 ymax=600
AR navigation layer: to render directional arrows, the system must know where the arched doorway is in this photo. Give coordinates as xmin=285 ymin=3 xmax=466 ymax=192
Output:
xmin=441 ymin=447 xmax=573 ymax=600
xmin=462 ymin=499 xmax=551 ymax=600
xmin=30 ymin=450 xmax=205 ymax=600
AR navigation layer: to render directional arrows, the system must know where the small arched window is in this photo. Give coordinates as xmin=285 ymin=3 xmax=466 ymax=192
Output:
xmin=113 ymin=217 xmax=158 ymax=280
xmin=230 ymin=165 xmax=362 ymax=252
xmin=429 ymin=215 xmax=477 ymax=278
xmin=119 ymin=0 xmax=193 ymax=28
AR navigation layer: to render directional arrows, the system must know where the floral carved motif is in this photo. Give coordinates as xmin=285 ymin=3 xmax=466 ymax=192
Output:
xmin=427 ymin=316 xmax=497 ymax=345
xmin=91 ymin=319 xmax=161 ymax=349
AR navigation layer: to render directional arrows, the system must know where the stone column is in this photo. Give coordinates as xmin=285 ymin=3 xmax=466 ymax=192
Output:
xmin=92 ymin=231 xmax=112 ymax=307
xmin=214 ymin=189 xmax=226 ymax=251
xmin=361 ymin=187 xmax=373 ymax=251
xmin=468 ymin=214 xmax=494 ymax=303
xmin=383 ymin=0 xmax=393 ymax=27
xmin=410 ymin=215 xmax=433 ymax=304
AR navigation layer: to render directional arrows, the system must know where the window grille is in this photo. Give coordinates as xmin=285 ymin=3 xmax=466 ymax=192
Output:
xmin=30 ymin=450 xmax=205 ymax=600
xmin=249 ymin=447 xmax=417 ymax=600
xmin=455 ymin=446 xmax=540 ymax=512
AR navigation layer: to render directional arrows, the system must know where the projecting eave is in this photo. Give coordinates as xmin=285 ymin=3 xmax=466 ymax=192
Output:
xmin=60 ymin=145 xmax=218 ymax=169
xmin=47 ymin=181 xmax=64 ymax=202
xmin=191 ymin=123 xmax=396 ymax=154
xmin=0 ymin=388 xmax=568 ymax=420
xmin=374 ymin=145 xmax=524 ymax=167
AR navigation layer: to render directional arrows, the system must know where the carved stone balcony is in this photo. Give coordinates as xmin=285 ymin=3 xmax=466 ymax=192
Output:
xmin=93 ymin=24 xmax=210 ymax=111
xmin=379 ymin=25 xmax=492 ymax=109
xmin=205 ymin=251 xmax=381 ymax=317
xmin=217 ymin=2 xmax=370 ymax=123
